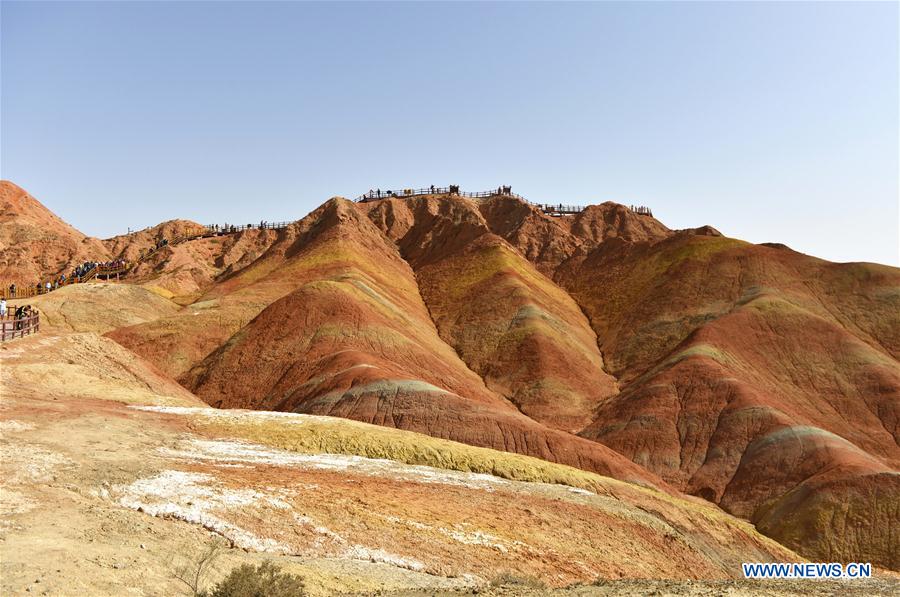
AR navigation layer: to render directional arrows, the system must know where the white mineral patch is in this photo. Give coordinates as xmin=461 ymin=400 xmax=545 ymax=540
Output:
xmin=443 ymin=528 xmax=510 ymax=553
xmin=158 ymin=437 xmax=510 ymax=491
xmin=0 ymin=420 xmax=35 ymax=433
xmin=118 ymin=468 xmax=431 ymax=570
xmin=0 ymin=443 xmax=71 ymax=484
xmin=567 ymin=486 xmax=594 ymax=496
xmin=130 ymin=405 xmax=337 ymax=426
xmin=129 ymin=406 xmax=596 ymax=496
xmin=115 ymin=470 xmax=291 ymax=553
xmin=293 ymin=513 xmax=345 ymax=543
xmin=345 ymin=544 xmax=426 ymax=572
xmin=382 ymin=515 xmax=517 ymax=553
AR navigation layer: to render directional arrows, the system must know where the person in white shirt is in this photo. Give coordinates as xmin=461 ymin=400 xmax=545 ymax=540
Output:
xmin=0 ymin=298 xmax=6 ymax=318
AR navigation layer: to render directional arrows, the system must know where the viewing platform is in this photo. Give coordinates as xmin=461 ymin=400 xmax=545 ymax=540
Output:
xmin=1 ymin=311 xmax=39 ymax=342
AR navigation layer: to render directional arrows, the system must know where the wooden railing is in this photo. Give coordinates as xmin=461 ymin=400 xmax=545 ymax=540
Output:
xmin=356 ymin=187 xmax=579 ymax=213
xmin=356 ymin=187 xmax=527 ymax=202
xmin=355 ymin=187 xmax=656 ymax=218
xmin=1 ymin=312 xmax=40 ymax=342
xmin=0 ymin=263 xmax=131 ymax=299
xmin=537 ymin=204 xmax=585 ymax=215
xmin=0 ymin=285 xmax=41 ymax=300
xmin=355 ymin=187 xmax=585 ymax=213
xmin=0 ymin=221 xmax=293 ymax=300
xmin=202 ymin=221 xmax=292 ymax=235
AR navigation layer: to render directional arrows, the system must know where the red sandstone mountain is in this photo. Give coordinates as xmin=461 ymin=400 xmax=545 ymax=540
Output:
xmin=0 ymin=180 xmax=112 ymax=281
xmin=4 ymin=181 xmax=898 ymax=570
xmin=103 ymin=219 xmax=207 ymax=261
xmin=359 ymin=196 xmax=620 ymax=432
xmin=561 ymin=235 xmax=900 ymax=568
xmin=179 ymin=199 xmax=659 ymax=486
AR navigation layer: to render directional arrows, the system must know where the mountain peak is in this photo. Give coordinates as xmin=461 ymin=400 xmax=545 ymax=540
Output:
xmin=0 ymin=181 xmax=112 ymax=281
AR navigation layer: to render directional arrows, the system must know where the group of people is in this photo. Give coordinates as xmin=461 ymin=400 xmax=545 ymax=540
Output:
xmin=66 ymin=259 xmax=127 ymax=282
xmin=360 ymin=184 xmax=516 ymax=201
xmin=71 ymin=261 xmax=99 ymax=280
xmin=2 ymin=258 xmax=131 ymax=300
xmin=209 ymin=224 xmax=240 ymax=234
xmin=361 ymin=184 xmax=458 ymax=200
xmin=0 ymin=299 xmax=36 ymax=331
xmin=629 ymin=205 xmax=653 ymax=216
xmin=364 ymin=188 xmax=402 ymax=199
xmin=139 ymin=238 xmax=170 ymax=259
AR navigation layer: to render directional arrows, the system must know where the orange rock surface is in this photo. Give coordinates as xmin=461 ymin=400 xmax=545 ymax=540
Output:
xmin=0 ymin=180 xmax=112 ymax=282
xmin=2 ymin=182 xmax=898 ymax=570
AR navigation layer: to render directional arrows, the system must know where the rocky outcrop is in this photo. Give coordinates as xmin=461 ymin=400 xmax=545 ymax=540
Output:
xmin=361 ymin=196 xmax=618 ymax=433
xmin=566 ymin=233 xmax=900 ymax=568
xmin=182 ymin=198 xmax=661 ymax=487
xmin=0 ymin=180 xmax=112 ymax=281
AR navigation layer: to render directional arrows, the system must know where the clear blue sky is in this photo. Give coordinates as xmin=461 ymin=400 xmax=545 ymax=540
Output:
xmin=2 ymin=1 xmax=897 ymax=265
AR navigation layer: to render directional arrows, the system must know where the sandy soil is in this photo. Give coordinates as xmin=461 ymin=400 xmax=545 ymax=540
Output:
xmin=0 ymin=381 xmax=473 ymax=595
xmin=4 ymin=393 xmax=894 ymax=596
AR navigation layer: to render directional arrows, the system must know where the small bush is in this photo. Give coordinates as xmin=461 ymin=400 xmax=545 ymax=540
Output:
xmin=204 ymin=561 xmax=305 ymax=597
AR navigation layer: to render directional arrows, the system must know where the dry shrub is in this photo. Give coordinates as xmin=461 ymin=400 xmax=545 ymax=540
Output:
xmin=204 ymin=561 xmax=305 ymax=597
xmin=172 ymin=539 xmax=224 ymax=597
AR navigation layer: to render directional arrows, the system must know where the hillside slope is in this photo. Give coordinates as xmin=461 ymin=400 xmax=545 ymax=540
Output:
xmin=361 ymin=195 xmax=619 ymax=433
xmin=0 ymin=180 xmax=112 ymax=281
xmin=6 ymin=182 xmax=898 ymax=570
xmin=560 ymin=233 xmax=900 ymax=568
xmin=28 ymin=283 xmax=180 ymax=334
xmin=2 ymin=330 xmax=816 ymax=594
xmin=181 ymin=198 xmax=661 ymax=486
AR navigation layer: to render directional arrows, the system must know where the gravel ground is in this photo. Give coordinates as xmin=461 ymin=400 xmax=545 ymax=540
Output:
xmin=389 ymin=577 xmax=899 ymax=596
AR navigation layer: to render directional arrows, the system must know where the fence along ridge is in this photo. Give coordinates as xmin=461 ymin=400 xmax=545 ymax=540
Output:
xmin=0 ymin=221 xmax=293 ymax=299
xmin=1 ymin=191 xmax=653 ymax=299
xmin=354 ymin=186 xmax=654 ymax=218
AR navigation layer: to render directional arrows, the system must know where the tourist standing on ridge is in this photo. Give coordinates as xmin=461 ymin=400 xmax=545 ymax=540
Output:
xmin=0 ymin=298 xmax=6 ymax=319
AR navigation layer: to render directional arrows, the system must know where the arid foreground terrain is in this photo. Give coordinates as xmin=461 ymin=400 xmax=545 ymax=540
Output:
xmin=1 ymin=179 xmax=898 ymax=595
